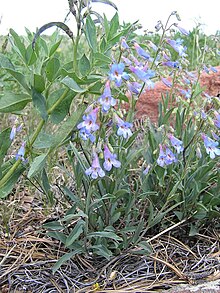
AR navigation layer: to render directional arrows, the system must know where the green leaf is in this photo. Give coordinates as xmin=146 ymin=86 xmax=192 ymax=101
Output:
xmin=46 ymin=57 xmax=60 ymax=82
xmin=43 ymin=221 xmax=63 ymax=230
xmin=6 ymin=69 xmax=31 ymax=93
xmin=0 ymin=53 xmax=15 ymax=70
xmin=34 ymin=74 xmax=45 ymax=93
xmin=88 ymin=231 xmax=122 ymax=242
xmin=79 ymin=54 xmax=91 ymax=76
xmin=0 ymin=165 xmax=25 ymax=198
xmin=9 ymin=29 xmax=26 ymax=60
xmin=61 ymin=76 xmax=86 ymax=93
xmin=31 ymin=88 xmax=48 ymax=120
xmin=33 ymin=132 xmax=55 ymax=149
xmin=49 ymin=39 xmax=62 ymax=57
xmin=25 ymin=44 xmax=37 ymax=65
xmin=0 ymin=92 xmax=31 ymax=113
xmin=0 ymin=128 xmax=12 ymax=178
xmin=94 ymin=52 xmax=111 ymax=66
xmin=85 ymin=15 xmax=97 ymax=52
xmin=92 ymin=244 xmax=113 ymax=260
xmin=27 ymin=154 xmax=47 ymax=178
xmin=66 ymin=220 xmax=84 ymax=247
xmin=52 ymin=250 xmax=82 ymax=274
xmin=107 ymin=12 xmax=119 ymax=40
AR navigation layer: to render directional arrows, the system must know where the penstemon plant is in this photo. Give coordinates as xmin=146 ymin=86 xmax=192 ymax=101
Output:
xmin=0 ymin=0 xmax=220 ymax=271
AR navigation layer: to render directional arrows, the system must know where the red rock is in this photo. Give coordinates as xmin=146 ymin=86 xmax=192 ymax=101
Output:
xmin=135 ymin=66 xmax=220 ymax=123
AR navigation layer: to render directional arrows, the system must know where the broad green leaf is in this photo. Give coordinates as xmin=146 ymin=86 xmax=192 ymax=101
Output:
xmin=27 ymin=154 xmax=47 ymax=178
xmin=34 ymin=74 xmax=45 ymax=93
xmin=85 ymin=15 xmax=97 ymax=52
xmin=0 ymin=92 xmax=31 ymax=113
xmin=88 ymin=231 xmax=122 ymax=242
xmin=107 ymin=12 xmax=119 ymax=40
xmin=31 ymin=88 xmax=48 ymax=120
xmin=0 ymin=128 xmax=11 ymax=178
xmin=25 ymin=44 xmax=37 ymax=66
xmin=6 ymin=69 xmax=31 ymax=94
xmin=0 ymin=165 xmax=25 ymax=198
xmin=43 ymin=221 xmax=63 ymax=230
xmin=9 ymin=29 xmax=26 ymax=60
xmin=52 ymin=249 xmax=82 ymax=274
xmin=79 ymin=54 xmax=91 ymax=76
xmin=61 ymin=76 xmax=86 ymax=93
xmin=94 ymin=52 xmax=111 ymax=66
xmin=48 ymin=89 xmax=76 ymax=124
xmin=0 ymin=53 xmax=15 ymax=70
xmin=33 ymin=132 xmax=55 ymax=149
xmin=66 ymin=220 xmax=84 ymax=247
xmin=46 ymin=57 xmax=60 ymax=82
xmin=92 ymin=244 xmax=113 ymax=260
xmin=49 ymin=39 xmax=62 ymax=57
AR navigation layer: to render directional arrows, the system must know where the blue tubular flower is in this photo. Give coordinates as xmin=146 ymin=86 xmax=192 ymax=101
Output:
xmin=133 ymin=42 xmax=151 ymax=60
xmin=201 ymin=133 xmax=220 ymax=159
xmin=127 ymin=81 xmax=142 ymax=95
xmin=85 ymin=152 xmax=105 ymax=179
xmin=114 ymin=114 xmax=133 ymax=139
xmin=175 ymin=25 xmax=189 ymax=36
xmin=15 ymin=142 xmax=26 ymax=162
xmin=109 ymin=63 xmax=129 ymax=87
xmin=98 ymin=81 xmax=116 ymax=113
xmin=148 ymin=41 xmax=158 ymax=51
xmin=210 ymin=66 xmax=218 ymax=73
xmin=143 ymin=164 xmax=151 ymax=175
xmin=162 ymin=78 xmax=172 ymax=88
xmin=129 ymin=66 xmax=155 ymax=84
xmin=10 ymin=124 xmax=22 ymax=141
xmin=214 ymin=111 xmax=220 ymax=128
xmin=77 ymin=107 xmax=99 ymax=133
xmin=120 ymin=37 xmax=129 ymax=50
xmin=167 ymin=39 xmax=187 ymax=57
xmin=103 ymin=145 xmax=121 ymax=171
xmin=168 ymin=134 xmax=184 ymax=153
xmin=162 ymin=61 xmax=180 ymax=69
xmin=157 ymin=145 xmax=177 ymax=167
xmin=179 ymin=89 xmax=191 ymax=99
xmin=79 ymin=127 xmax=95 ymax=143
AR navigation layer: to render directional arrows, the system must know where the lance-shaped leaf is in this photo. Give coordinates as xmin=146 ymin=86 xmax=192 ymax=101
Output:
xmin=61 ymin=76 xmax=86 ymax=93
xmin=85 ymin=15 xmax=97 ymax=52
xmin=0 ymin=128 xmax=12 ymax=179
xmin=31 ymin=88 xmax=48 ymax=121
xmin=0 ymin=165 xmax=25 ymax=198
xmin=0 ymin=53 xmax=15 ymax=70
xmin=27 ymin=154 xmax=47 ymax=178
xmin=32 ymin=22 xmax=74 ymax=49
xmin=0 ymin=92 xmax=31 ymax=113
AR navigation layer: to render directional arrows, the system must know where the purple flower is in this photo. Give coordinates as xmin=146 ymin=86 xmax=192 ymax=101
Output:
xmin=85 ymin=152 xmax=105 ymax=179
xmin=143 ymin=164 xmax=151 ymax=175
xmin=103 ymin=145 xmax=121 ymax=171
xmin=157 ymin=145 xmax=177 ymax=167
xmin=201 ymin=133 xmax=220 ymax=159
xmin=162 ymin=78 xmax=172 ymax=88
xmin=168 ymin=134 xmax=184 ymax=153
xmin=133 ymin=42 xmax=151 ymax=60
xmin=114 ymin=114 xmax=133 ymax=139
xmin=98 ymin=81 xmax=116 ymax=113
xmin=127 ymin=81 xmax=142 ymax=95
xmin=148 ymin=41 xmax=158 ymax=51
xmin=175 ymin=25 xmax=189 ymax=36
xmin=120 ymin=37 xmax=129 ymax=50
xmin=109 ymin=63 xmax=129 ymax=87
xmin=167 ymin=39 xmax=187 ymax=57
xmin=162 ymin=61 xmax=180 ymax=69
xmin=77 ymin=107 xmax=99 ymax=133
xmin=121 ymin=56 xmax=132 ymax=65
xmin=179 ymin=89 xmax=191 ymax=99
xmin=15 ymin=142 xmax=26 ymax=162
xmin=210 ymin=66 xmax=217 ymax=73
xmin=129 ymin=66 xmax=155 ymax=86
xmin=10 ymin=124 xmax=22 ymax=140
xmin=79 ymin=127 xmax=95 ymax=143
xmin=214 ymin=111 xmax=220 ymax=128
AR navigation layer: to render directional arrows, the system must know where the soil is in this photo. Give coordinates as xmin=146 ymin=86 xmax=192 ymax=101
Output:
xmin=135 ymin=66 xmax=220 ymax=123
